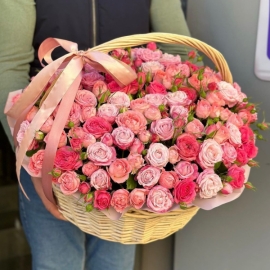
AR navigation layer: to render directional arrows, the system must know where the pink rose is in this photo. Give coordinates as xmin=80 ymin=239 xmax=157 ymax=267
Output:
xmin=75 ymin=90 xmax=97 ymax=107
xmin=227 ymin=165 xmax=245 ymax=189
xmin=147 ymin=42 xmax=157 ymax=51
xmin=54 ymin=146 xmax=82 ymax=170
xmin=221 ymin=183 xmax=233 ymax=194
xmin=90 ymin=169 xmax=111 ymax=190
xmin=81 ymin=71 xmax=104 ymax=90
xmin=206 ymin=91 xmax=225 ymax=106
xmin=68 ymin=127 xmax=85 ymax=139
xmin=83 ymin=116 xmax=112 ymax=138
xmin=150 ymin=118 xmax=174 ymax=141
xmin=174 ymin=161 xmax=199 ymax=181
xmin=188 ymin=74 xmax=201 ymax=91
xmin=100 ymin=133 xmax=114 ymax=147
xmin=138 ymin=130 xmax=151 ymax=144
xmin=238 ymin=109 xmax=253 ymax=124
xmin=81 ymin=133 xmax=96 ymax=148
xmin=196 ymin=169 xmax=223 ymax=198
xmin=107 ymin=81 xmax=123 ymax=93
xmin=198 ymin=139 xmax=223 ymax=169
xmin=135 ymin=48 xmax=162 ymax=61
xmin=136 ymin=165 xmax=161 ymax=189
xmin=92 ymin=80 xmax=108 ymax=100
xmin=110 ymin=189 xmax=130 ymax=213
xmin=209 ymin=104 xmax=221 ymax=118
xmin=129 ymin=138 xmax=144 ymax=154
xmin=70 ymin=138 xmax=83 ymax=152
xmin=82 ymin=161 xmax=99 ymax=177
xmin=116 ymin=111 xmax=147 ymax=134
xmin=170 ymin=105 xmax=188 ymax=120
xmin=97 ymin=104 xmax=119 ymax=124
xmin=17 ymin=120 xmax=30 ymax=146
xmin=214 ymin=125 xmax=230 ymax=144
xmin=80 ymin=106 xmax=96 ymax=122
xmin=58 ymin=171 xmax=80 ymax=195
xmin=130 ymin=98 xmax=150 ymax=113
xmin=26 ymin=106 xmax=38 ymax=122
xmin=144 ymin=94 xmax=167 ymax=107
xmin=129 ymin=188 xmax=148 ymax=209
xmin=159 ymin=54 xmax=181 ymax=66
xmin=176 ymin=134 xmax=200 ymax=161
xmin=40 ymin=116 xmax=54 ymax=133
xmin=239 ymin=126 xmax=254 ymax=144
xmin=226 ymin=123 xmax=242 ymax=146
xmin=146 ymin=143 xmax=169 ymax=168
xmin=107 ymin=92 xmax=130 ymax=108
xmin=166 ymin=91 xmax=191 ymax=107
xmin=87 ymin=142 xmax=116 ymax=166
xmin=227 ymin=113 xmax=244 ymax=128
xmin=94 ymin=190 xmax=111 ymax=210
xmin=180 ymin=87 xmax=198 ymax=102
xmin=153 ymin=70 xmax=166 ymax=83
xmin=146 ymin=81 xmax=167 ymax=95
xmin=66 ymin=103 xmax=81 ymax=127
xmin=220 ymin=108 xmax=232 ymax=121
xmin=195 ymin=99 xmax=211 ymax=119
xmin=28 ymin=150 xmax=45 ymax=175
xmin=141 ymin=61 xmax=165 ymax=74
xmin=242 ymin=141 xmax=258 ymax=159
xmin=173 ymin=179 xmax=196 ymax=204
xmin=236 ymin=148 xmax=248 ymax=166
xmin=184 ymin=119 xmax=204 ymax=138
xmin=108 ymin=159 xmax=131 ymax=183
xmin=147 ymin=185 xmax=174 ymax=213
xmin=127 ymin=153 xmax=144 ymax=174
xmin=78 ymin=182 xmax=91 ymax=194
xmin=112 ymin=127 xmax=135 ymax=150
xmin=218 ymin=81 xmax=241 ymax=107
xmin=169 ymin=145 xmax=181 ymax=164
xmin=144 ymin=106 xmax=162 ymax=121
xmin=44 ymin=131 xmax=67 ymax=148
xmin=222 ymin=142 xmax=237 ymax=164
xmin=159 ymin=171 xmax=179 ymax=189
xmin=121 ymin=80 xmax=140 ymax=95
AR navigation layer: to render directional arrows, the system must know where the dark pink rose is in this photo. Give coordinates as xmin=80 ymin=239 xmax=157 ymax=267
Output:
xmin=81 ymin=71 xmax=104 ymax=90
xmin=78 ymin=182 xmax=91 ymax=194
xmin=176 ymin=134 xmax=200 ymax=161
xmin=100 ymin=133 xmax=114 ymax=147
xmin=110 ymin=189 xmax=130 ymax=213
xmin=236 ymin=148 xmax=249 ymax=166
xmin=239 ymin=126 xmax=254 ymax=144
xmin=242 ymin=141 xmax=258 ymax=159
xmin=94 ymin=190 xmax=111 ymax=210
xmin=70 ymin=138 xmax=83 ymax=152
xmin=227 ymin=165 xmax=245 ymax=189
xmin=83 ymin=116 xmax=112 ymax=138
xmin=147 ymin=42 xmax=157 ymax=51
xmin=107 ymin=81 xmax=123 ymax=93
xmin=146 ymin=81 xmax=167 ymax=95
xmin=173 ymin=179 xmax=196 ymax=204
xmin=179 ymin=87 xmax=198 ymax=102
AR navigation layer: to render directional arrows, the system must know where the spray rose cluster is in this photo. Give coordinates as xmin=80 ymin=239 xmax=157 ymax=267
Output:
xmin=17 ymin=43 xmax=266 ymax=214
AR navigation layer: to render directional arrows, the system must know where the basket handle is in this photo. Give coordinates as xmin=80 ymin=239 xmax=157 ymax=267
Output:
xmin=90 ymin=33 xmax=233 ymax=84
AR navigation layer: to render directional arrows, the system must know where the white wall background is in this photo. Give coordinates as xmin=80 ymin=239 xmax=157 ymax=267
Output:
xmin=174 ymin=1 xmax=270 ymax=269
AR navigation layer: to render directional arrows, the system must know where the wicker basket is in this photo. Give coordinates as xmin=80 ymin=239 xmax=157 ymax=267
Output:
xmin=53 ymin=33 xmax=233 ymax=245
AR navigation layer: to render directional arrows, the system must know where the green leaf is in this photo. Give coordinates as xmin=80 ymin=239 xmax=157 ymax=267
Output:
xmin=214 ymin=161 xmax=222 ymax=171
xmin=214 ymin=161 xmax=228 ymax=174
xmin=26 ymin=149 xmax=39 ymax=157
xmin=179 ymin=202 xmax=188 ymax=210
xmin=126 ymin=174 xmax=137 ymax=190
xmin=85 ymin=204 xmax=93 ymax=212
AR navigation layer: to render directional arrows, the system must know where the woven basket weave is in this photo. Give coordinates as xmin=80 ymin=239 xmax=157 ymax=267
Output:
xmin=53 ymin=33 xmax=233 ymax=245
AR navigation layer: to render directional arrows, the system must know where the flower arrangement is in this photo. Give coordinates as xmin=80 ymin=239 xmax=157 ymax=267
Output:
xmin=10 ymin=40 xmax=267 ymax=216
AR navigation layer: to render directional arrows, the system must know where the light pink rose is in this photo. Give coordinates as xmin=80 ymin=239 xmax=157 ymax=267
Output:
xmin=218 ymin=81 xmax=241 ymax=107
xmin=94 ymin=190 xmax=111 ymax=210
xmin=54 ymin=146 xmax=83 ymax=170
xmin=173 ymin=179 xmax=197 ymax=204
xmin=81 ymin=133 xmax=96 ymax=148
xmin=198 ymin=139 xmax=223 ymax=169
xmin=97 ymin=104 xmax=119 ymax=124
xmin=196 ymin=169 xmax=223 ymax=198
xmin=26 ymin=106 xmax=38 ymax=122
xmin=116 ymin=111 xmax=147 ymax=134
xmin=147 ymin=185 xmax=174 ymax=213
xmin=170 ymin=105 xmax=188 ymax=120
xmin=159 ymin=54 xmax=181 ymax=66
xmin=226 ymin=123 xmax=242 ymax=146
xmin=68 ymin=127 xmax=85 ymax=139
xmin=185 ymin=119 xmax=204 ymax=138
xmin=138 ymin=130 xmax=151 ymax=144
xmin=141 ymin=61 xmax=165 ymax=74
xmin=227 ymin=113 xmax=244 ymax=128
xmin=100 ymin=133 xmax=114 ymax=146
xmin=228 ymin=165 xmax=245 ymax=189
xmin=80 ymin=106 xmax=96 ymax=122
xmin=58 ymin=171 xmax=80 ymax=195
xmin=174 ymin=161 xmax=199 ymax=181
xmin=221 ymin=183 xmax=233 ymax=194
xmin=195 ymin=99 xmax=211 ymax=119
xmin=188 ymin=74 xmax=201 ymax=91
xmin=146 ymin=143 xmax=169 ymax=168
xmin=222 ymin=142 xmax=237 ymax=164
xmin=82 ymin=161 xmax=99 ymax=177
xmin=129 ymin=188 xmax=148 ymax=209
xmin=206 ymin=91 xmax=226 ymax=106
xmin=159 ymin=171 xmax=179 ymax=189
xmin=17 ymin=120 xmax=30 ymax=145
xmin=150 ymin=118 xmax=174 ymax=141
xmin=107 ymin=92 xmax=130 ymax=108
xmin=213 ymin=125 xmax=230 ymax=144
xmin=28 ymin=150 xmax=45 ymax=175
xmin=112 ymin=127 xmax=135 ymax=150
xmin=169 ymin=145 xmax=181 ymax=164
xmin=166 ymin=91 xmax=191 ymax=107
xmin=92 ymin=80 xmax=108 ymax=100
xmin=238 ymin=109 xmax=254 ymax=124
xmin=209 ymin=103 xmax=221 ymax=118
xmin=87 ymin=142 xmax=116 ymax=166
xmin=64 ymin=102 xmax=81 ymax=127
xmin=75 ymin=89 xmax=97 ymax=107
xmin=130 ymin=98 xmax=150 ymax=113
xmin=144 ymin=106 xmax=162 ymax=121
xmin=146 ymin=81 xmax=167 ymax=95
xmin=129 ymin=138 xmax=144 ymax=154
xmin=127 ymin=153 xmax=144 ymax=174
xmin=90 ymin=169 xmax=111 ymax=190
xmin=137 ymin=165 xmax=161 ymax=189
xmin=144 ymin=94 xmax=167 ymax=107
xmin=81 ymin=71 xmax=105 ymax=90
xmin=153 ymin=70 xmax=166 ymax=83
xmin=108 ymin=158 xmax=131 ymax=183
xmin=78 ymin=182 xmax=91 ymax=194
xmin=40 ymin=116 xmax=54 ymax=133
xmin=135 ymin=48 xmax=162 ymax=61
xmin=110 ymin=189 xmax=130 ymax=213
xmin=83 ymin=116 xmax=112 ymax=138
xmin=220 ymin=107 xmax=232 ymax=121
xmin=176 ymin=134 xmax=200 ymax=161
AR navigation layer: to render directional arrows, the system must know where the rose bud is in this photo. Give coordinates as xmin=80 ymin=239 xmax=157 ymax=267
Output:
xmin=147 ymin=42 xmax=157 ymax=51
xmin=220 ymin=183 xmax=233 ymax=195
xmin=247 ymin=160 xmax=259 ymax=167
xmin=134 ymin=58 xmax=143 ymax=68
xmin=35 ymin=131 xmax=44 ymax=141
xmin=84 ymin=192 xmax=94 ymax=203
xmin=188 ymin=50 xmax=196 ymax=59
xmin=78 ymin=182 xmax=91 ymax=194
